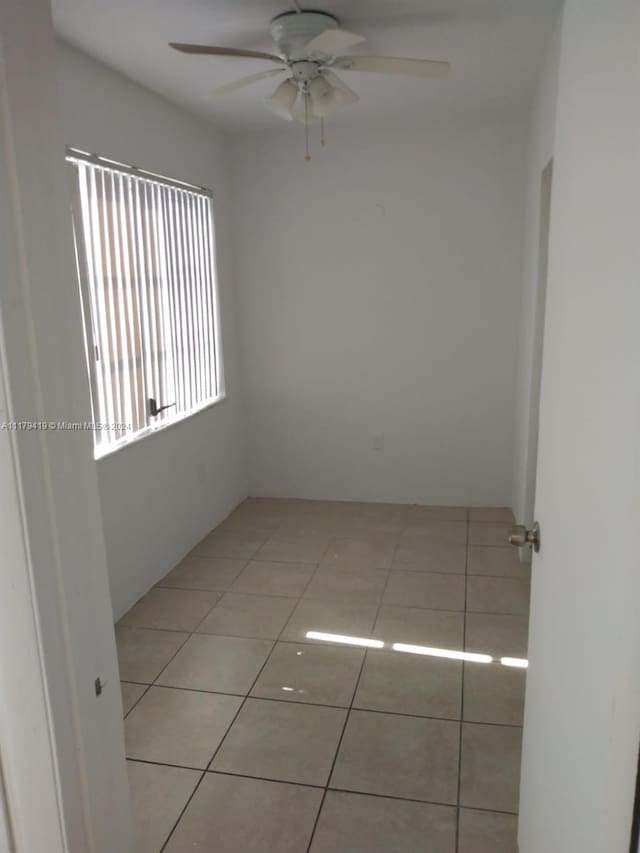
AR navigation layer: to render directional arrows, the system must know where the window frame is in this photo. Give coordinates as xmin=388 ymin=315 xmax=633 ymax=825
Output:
xmin=67 ymin=148 xmax=226 ymax=460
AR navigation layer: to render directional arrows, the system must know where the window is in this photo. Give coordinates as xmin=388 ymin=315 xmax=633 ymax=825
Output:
xmin=67 ymin=149 xmax=224 ymax=457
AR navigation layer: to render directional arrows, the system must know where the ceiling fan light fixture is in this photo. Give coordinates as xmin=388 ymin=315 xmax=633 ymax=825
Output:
xmin=308 ymin=74 xmax=332 ymax=100
xmin=264 ymin=78 xmax=298 ymax=120
xmin=307 ymin=74 xmax=340 ymax=118
xmin=322 ymin=71 xmax=360 ymax=106
xmin=309 ymin=91 xmax=338 ymax=118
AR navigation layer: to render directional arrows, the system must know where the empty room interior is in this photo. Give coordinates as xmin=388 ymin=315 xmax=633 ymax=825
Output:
xmin=1 ymin=2 xmax=639 ymax=853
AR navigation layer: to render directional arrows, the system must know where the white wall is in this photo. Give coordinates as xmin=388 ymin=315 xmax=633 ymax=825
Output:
xmin=519 ymin=0 xmax=640 ymax=850
xmin=511 ymin=18 xmax=562 ymax=525
xmin=231 ymin=116 xmax=526 ymax=506
xmin=55 ymin=41 xmax=248 ymax=619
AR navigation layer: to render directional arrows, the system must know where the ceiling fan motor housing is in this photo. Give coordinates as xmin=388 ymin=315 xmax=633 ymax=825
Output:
xmin=289 ymin=60 xmax=322 ymax=85
xmin=270 ymin=11 xmax=338 ymax=61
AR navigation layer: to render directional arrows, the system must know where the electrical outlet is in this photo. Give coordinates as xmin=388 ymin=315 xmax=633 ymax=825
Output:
xmin=372 ymin=434 xmax=384 ymax=451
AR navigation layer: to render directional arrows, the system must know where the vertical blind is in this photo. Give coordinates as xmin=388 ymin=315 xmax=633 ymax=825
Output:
xmin=67 ymin=151 xmax=223 ymax=456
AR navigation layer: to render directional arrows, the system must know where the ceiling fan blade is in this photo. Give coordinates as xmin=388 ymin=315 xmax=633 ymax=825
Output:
xmin=170 ymin=43 xmax=284 ymax=64
xmin=304 ymin=28 xmax=365 ymax=56
xmin=207 ymin=68 xmax=287 ymax=99
xmin=333 ymin=55 xmax=449 ymax=78
xmin=321 ymin=71 xmax=359 ymax=105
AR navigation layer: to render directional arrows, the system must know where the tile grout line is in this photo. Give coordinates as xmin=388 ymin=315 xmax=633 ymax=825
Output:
xmin=125 ymin=680 xmax=526 ymax=727
xmin=455 ymin=516 xmax=470 ymax=853
xmin=123 ymin=588 xmax=529 ymax=634
xmin=304 ymin=530 xmax=400 ymax=853
xmin=298 ymin=532 xmax=378 ymax=853
xmin=302 ymin=651 xmax=367 ymax=853
xmin=125 ymin=756 xmax=522 ymax=817
xmin=121 ymin=622 xmax=197 ymax=718
xmin=296 ymin=532 xmax=370 ymax=853
xmin=157 ymin=601 xmax=288 ymax=853
xmin=122 ymin=592 xmax=529 ymax=630
xmin=158 ymin=771 xmax=206 ymax=853
xmin=122 ymin=682 xmax=151 ymax=720
xmin=155 ymin=534 xmax=331 ymax=852
xmin=154 ymin=612 xmax=219 ymax=852
xmin=155 ymin=548 xmax=272 ymax=853
xmin=153 ymin=628 xmax=199 ymax=682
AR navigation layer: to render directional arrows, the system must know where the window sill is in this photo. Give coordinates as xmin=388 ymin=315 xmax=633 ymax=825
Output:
xmin=94 ymin=394 xmax=227 ymax=462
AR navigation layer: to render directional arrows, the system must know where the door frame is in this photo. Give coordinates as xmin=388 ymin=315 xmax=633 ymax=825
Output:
xmin=630 ymin=746 xmax=640 ymax=853
xmin=0 ymin=332 xmax=70 ymax=852
xmin=522 ymin=158 xmax=553 ymax=532
xmin=0 ymin=43 xmax=79 ymax=850
xmin=0 ymin=1 xmax=132 ymax=849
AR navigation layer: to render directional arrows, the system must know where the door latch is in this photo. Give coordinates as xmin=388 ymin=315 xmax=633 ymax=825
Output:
xmin=508 ymin=521 xmax=541 ymax=552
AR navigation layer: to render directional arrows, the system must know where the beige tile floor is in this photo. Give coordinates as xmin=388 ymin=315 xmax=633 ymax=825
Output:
xmin=118 ymin=498 xmax=530 ymax=853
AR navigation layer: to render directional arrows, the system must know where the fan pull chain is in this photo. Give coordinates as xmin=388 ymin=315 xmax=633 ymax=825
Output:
xmin=304 ymin=92 xmax=311 ymax=161
xmin=320 ymin=118 xmax=325 ymax=147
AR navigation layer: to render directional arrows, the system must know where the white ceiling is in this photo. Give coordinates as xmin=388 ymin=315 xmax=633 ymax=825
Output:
xmin=52 ymin=0 xmax=561 ymax=132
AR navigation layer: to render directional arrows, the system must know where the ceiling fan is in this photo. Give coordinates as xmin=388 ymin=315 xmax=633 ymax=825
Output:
xmin=170 ymin=9 xmax=450 ymax=147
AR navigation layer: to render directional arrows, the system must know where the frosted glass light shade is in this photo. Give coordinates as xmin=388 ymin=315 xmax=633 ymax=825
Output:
xmin=308 ymin=74 xmax=338 ymax=118
xmin=322 ymin=70 xmax=360 ymax=106
xmin=308 ymin=75 xmax=332 ymax=100
xmin=265 ymin=79 xmax=298 ymax=120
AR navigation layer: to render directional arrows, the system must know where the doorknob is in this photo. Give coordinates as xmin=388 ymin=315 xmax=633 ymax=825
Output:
xmin=508 ymin=521 xmax=541 ymax=552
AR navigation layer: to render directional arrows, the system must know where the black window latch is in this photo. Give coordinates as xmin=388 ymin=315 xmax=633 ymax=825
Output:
xmin=149 ymin=397 xmax=176 ymax=417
